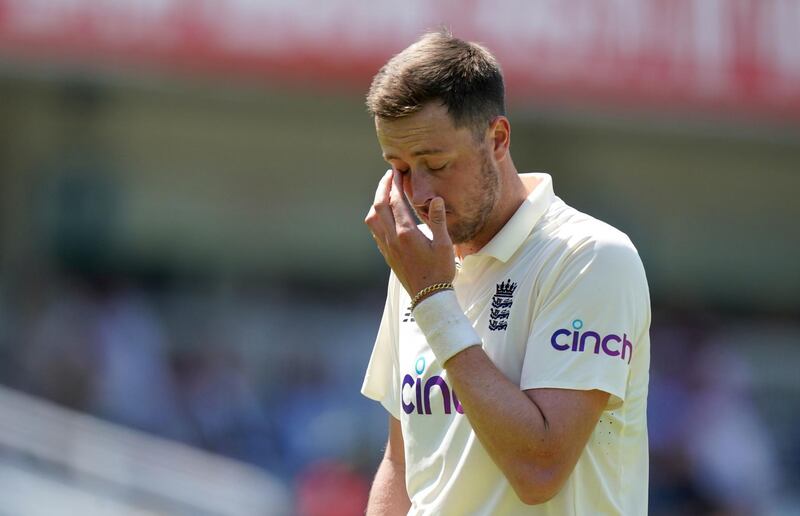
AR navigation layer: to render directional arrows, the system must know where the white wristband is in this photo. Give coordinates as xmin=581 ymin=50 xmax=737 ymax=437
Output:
xmin=412 ymin=289 xmax=481 ymax=364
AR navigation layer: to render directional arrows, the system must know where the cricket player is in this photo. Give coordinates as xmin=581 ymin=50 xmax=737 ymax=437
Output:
xmin=362 ymin=30 xmax=650 ymax=515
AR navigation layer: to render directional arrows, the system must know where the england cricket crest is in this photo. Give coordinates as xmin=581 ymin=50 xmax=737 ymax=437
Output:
xmin=489 ymin=279 xmax=517 ymax=331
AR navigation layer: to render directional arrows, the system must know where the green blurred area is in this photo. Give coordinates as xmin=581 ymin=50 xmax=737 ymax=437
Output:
xmin=0 ymin=57 xmax=799 ymax=516
xmin=1 ymin=73 xmax=797 ymax=310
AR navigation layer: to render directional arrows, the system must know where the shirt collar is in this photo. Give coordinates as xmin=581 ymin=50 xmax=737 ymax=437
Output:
xmin=474 ymin=173 xmax=555 ymax=262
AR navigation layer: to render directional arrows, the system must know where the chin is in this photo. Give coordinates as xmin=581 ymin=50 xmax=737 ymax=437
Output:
xmin=448 ymin=224 xmax=473 ymax=245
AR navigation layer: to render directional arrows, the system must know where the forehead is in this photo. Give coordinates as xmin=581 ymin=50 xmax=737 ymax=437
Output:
xmin=375 ymin=103 xmax=472 ymax=157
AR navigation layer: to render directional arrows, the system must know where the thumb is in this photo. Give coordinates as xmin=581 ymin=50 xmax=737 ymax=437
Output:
xmin=428 ymin=197 xmax=450 ymax=242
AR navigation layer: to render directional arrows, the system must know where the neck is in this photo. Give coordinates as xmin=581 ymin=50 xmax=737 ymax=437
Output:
xmin=454 ymin=160 xmax=529 ymax=259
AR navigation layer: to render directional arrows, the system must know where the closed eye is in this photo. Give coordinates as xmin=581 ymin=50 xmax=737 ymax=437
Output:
xmin=428 ymin=163 xmax=448 ymax=171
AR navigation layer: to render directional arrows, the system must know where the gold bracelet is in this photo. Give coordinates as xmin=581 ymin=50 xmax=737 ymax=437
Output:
xmin=410 ymin=282 xmax=454 ymax=311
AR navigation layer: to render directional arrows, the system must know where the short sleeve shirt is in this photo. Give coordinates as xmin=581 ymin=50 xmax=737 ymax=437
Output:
xmin=362 ymin=173 xmax=651 ymax=515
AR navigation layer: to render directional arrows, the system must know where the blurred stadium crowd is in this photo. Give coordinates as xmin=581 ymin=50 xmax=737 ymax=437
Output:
xmin=1 ymin=267 xmax=798 ymax=514
xmin=0 ymin=272 xmax=377 ymax=513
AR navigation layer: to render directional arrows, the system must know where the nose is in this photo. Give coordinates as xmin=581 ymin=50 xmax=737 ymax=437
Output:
xmin=406 ymin=169 xmax=435 ymax=212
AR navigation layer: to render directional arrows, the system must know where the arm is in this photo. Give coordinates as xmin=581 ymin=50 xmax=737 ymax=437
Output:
xmin=366 ymin=415 xmax=411 ymax=515
xmin=444 ymin=347 xmax=608 ymax=505
xmin=365 ymin=170 xmax=611 ymax=505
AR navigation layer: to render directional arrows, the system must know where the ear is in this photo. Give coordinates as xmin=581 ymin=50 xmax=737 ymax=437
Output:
xmin=488 ymin=116 xmax=511 ymax=162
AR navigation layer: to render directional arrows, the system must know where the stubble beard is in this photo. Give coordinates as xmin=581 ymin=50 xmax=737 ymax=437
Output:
xmin=448 ymin=151 xmax=500 ymax=245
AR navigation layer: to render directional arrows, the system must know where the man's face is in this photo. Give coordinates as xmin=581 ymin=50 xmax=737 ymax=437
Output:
xmin=375 ymin=102 xmax=500 ymax=244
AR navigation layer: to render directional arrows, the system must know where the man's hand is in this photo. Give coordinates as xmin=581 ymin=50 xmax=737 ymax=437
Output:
xmin=365 ymin=169 xmax=456 ymax=297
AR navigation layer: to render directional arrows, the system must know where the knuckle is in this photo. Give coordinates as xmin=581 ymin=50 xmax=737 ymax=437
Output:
xmin=396 ymin=227 xmax=415 ymax=241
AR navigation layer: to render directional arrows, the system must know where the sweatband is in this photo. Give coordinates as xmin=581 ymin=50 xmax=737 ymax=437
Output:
xmin=412 ymin=289 xmax=482 ymax=364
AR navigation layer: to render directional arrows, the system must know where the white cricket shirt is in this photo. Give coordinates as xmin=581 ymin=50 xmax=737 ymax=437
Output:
xmin=362 ymin=173 xmax=651 ymax=515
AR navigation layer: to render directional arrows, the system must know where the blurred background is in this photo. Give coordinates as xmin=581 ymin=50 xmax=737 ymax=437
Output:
xmin=0 ymin=1 xmax=798 ymax=515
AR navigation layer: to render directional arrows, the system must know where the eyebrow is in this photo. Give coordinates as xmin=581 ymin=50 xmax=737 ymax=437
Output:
xmin=383 ymin=148 xmax=445 ymax=161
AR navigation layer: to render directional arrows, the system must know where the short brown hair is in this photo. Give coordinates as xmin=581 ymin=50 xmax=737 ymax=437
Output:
xmin=366 ymin=30 xmax=506 ymax=134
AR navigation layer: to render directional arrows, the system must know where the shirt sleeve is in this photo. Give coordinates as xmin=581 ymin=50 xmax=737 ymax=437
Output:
xmin=520 ymin=234 xmax=650 ymax=410
xmin=361 ymin=273 xmax=402 ymax=420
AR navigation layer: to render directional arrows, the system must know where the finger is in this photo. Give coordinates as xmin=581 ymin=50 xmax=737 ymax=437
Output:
xmin=365 ymin=206 xmax=384 ymax=237
xmin=370 ymin=231 xmax=388 ymax=258
xmin=372 ymin=169 xmax=398 ymax=236
xmin=372 ymin=169 xmax=393 ymax=206
xmin=365 ymin=212 xmax=390 ymax=253
xmin=389 ymin=169 xmax=418 ymax=230
xmin=366 ymin=217 xmax=391 ymax=257
xmin=427 ymin=197 xmax=452 ymax=245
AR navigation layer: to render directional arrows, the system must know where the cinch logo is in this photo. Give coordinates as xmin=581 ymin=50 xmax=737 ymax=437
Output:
xmin=550 ymin=319 xmax=633 ymax=364
xmin=401 ymin=356 xmax=464 ymax=415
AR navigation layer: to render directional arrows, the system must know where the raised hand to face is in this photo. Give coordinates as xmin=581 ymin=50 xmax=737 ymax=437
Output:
xmin=365 ymin=169 xmax=456 ymax=297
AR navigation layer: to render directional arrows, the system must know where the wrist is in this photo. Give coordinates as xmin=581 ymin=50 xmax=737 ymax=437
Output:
xmin=412 ymin=289 xmax=481 ymax=364
xmin=409 ymin=282 xmax=453 ymax=311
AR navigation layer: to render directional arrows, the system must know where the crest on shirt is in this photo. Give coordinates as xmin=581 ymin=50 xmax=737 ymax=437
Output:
xmin=489 ymin=279 xmax=517 ymax=331
xmin=402 ymin=304 xmax=415 ymax=323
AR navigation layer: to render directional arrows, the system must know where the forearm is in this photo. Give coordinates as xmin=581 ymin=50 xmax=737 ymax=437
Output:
xmin=366 ymin=457 xmax=411 ymax=516
xmin=444 ymin=347 xmax=561 ymax=504
xmin=410 ymin=292 xmax=554 ymax=496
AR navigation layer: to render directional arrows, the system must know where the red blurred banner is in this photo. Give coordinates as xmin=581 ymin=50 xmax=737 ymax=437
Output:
xmin=0 ymin=0 xmax=798 ymax=121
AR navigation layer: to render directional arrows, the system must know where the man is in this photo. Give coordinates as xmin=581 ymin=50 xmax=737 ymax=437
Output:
xmin=362 ymin=30 xmax=650 ymax=515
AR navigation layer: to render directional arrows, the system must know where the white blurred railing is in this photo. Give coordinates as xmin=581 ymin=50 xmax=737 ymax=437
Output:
xmin=0 ymin=386 xmax=291 ymax=516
